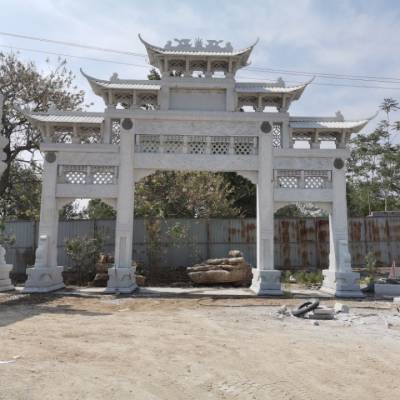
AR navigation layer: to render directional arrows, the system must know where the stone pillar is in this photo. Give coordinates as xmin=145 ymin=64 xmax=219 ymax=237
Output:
xmin=0 ymin=252 xmax=14 ymax=292
xmin=24 ymin=156 xmax=64 ymax=292
xmin=106 ymin=118 xmax=137 ymax=293
xmin=321 ymin=163 xmax=363 ymax=297
xmin=251 ymin=122 xmax=282 ymax=295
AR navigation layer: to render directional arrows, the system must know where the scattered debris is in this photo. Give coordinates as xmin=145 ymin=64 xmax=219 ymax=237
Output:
xmin=291 ymin=299 xmax=320 ymax=317
xmin=313 ymin=321 xmax=319 ymax=326
xmin=277 ymin=305 xmax=288 ymax=315
xmin=308 ymin=307 xmax=335 ymax=320
xmin=334 ymin=302 xmax=350 ymax=314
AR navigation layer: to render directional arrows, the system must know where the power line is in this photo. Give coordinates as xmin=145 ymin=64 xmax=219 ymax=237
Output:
xmin=0 ymin=44 xmax=149 ymax=69
xmin=239 ymin=74 xmax=400 ymax=90
xmin=0 ymin=31 xmax=146 ymax=58
xmin=2 ymin=43 xmax=400 ymax=90
xmin=245 ymin=66 xmax=400 ymax=84
xmin=1 ymin=31 xmax=400 ymax=84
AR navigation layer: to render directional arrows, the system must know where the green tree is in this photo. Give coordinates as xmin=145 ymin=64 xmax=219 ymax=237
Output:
xmin=0 ymin=52 xmax=85 ymax=198
xmin=135 ymin=171 xmax=240 ymax=218
xmin=347 ymin=97 xmax=400 ymax=216
xmin=223 ymin=172 xmax=256 ymax=217
xmin=0 ymin=162 xmax=41 ymax=219
xmin=84 ymin=199 xmax=116 ymax=220
xmin=147 ymin=68 xmax=161 ymax=80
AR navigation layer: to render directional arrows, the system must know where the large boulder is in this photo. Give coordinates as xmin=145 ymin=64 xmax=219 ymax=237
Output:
xmin=187 ymin=250 xmax=252 ymax=286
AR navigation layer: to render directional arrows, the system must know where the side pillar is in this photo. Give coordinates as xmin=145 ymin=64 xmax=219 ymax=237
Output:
xmin=106 ymin=118 xmax=137 ymax=293
xmin=321 ymin=165 xmax=363 ymax=297
xmin=251 ymin=123 xmax=282 ymax=295
xmin=24 ymin=156 xmax=64 ymax=292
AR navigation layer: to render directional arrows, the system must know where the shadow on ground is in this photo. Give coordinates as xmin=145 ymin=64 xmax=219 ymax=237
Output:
xmin=0 ymin=293 xmax=111 ymax=327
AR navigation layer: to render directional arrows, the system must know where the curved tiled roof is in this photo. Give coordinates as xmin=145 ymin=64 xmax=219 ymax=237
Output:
xmin=81 ymin=69 xmax=160 ymax=91
xmin=25 ymin=111 xmax=104 ymax=124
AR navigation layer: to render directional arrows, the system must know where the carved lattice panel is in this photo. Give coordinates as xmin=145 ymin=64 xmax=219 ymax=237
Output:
xmin=52 ymin=126 xmax=73 ymax=143
xmin=211 ymin=60 xmax=228 ymax=73
xmin=111 ymin=119 xmax=121 ymax=144
xmin=92 ymin=166 xmax=117 ymax=185
xmin=234 ymin=137 xmax=257 ymax=155
xmin=139 ymin=135 xmax=160 ymax=153
xmin=79 ymin=126 xmax=102 ymax=144
xmin=272 ymin=123 xmax=282 ymax=148
xmin=278 ymin=176 xmax=299 ymax=188
xmin=304 ymin=176 xmax=324 ymax=189
xmin=63 ymin=166 xmax=87 ymax=184
xmin=211 ymin=136 xmax=230 ymax=155
xmin=114 ymin=93 xmax=132 ymax=109
xmin=188 ymin=136 xmax=207 ymax=154
xmin=164 ymin=135 xmax=184 ymax=153
xmin=237 ymin=96 xmax=258 ymax=110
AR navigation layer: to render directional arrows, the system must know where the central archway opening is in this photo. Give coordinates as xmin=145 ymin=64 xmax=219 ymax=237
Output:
xmin=132 ymin=170 xmax=257 ymax=286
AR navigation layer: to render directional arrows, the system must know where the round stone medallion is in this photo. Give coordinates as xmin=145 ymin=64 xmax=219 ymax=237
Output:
xmin=45 ymin=151 xmax=56 ymax=163
xmin=333 ymin=158 xmax=344 ymax=169
xmin=121 ymin=118 xmax=133 ymax=130
xmin=260 ymin=121 xmax=272 ymax=134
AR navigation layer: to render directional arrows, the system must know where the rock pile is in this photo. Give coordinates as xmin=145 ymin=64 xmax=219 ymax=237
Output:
xmin=187 ymin=250 xmax=252 ymax=286
xmin=92 ymin=254 xmax=113 ymax=287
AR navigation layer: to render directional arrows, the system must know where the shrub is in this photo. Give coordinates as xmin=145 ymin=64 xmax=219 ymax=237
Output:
xmin=65 ymin=234 xmax=103 ymax=285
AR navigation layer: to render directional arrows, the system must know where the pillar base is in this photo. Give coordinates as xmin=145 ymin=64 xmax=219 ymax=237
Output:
xmin=251 ymin=269 xmax=282 ymax=296
xmin=106 ymin=267 xmax=137 ymax=294
xmin=23 ymin=266 xmax=64 ymax=293
xmin=320 ymin=269 xmax=364 ymax=298
xmin=0 ymin=264 xmax=14 ymax=292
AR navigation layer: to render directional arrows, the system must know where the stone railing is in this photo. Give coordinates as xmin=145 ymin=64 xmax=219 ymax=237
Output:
xmin=135 ymin=135 xmax=258 ymax=155
xmin=274 ymin=169 xmax=332 ymax=189
xmin=57 ymin=165 xmax=119 ymax=185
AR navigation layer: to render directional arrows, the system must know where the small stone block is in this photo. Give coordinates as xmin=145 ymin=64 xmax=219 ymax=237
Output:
xmin=334 ymin=302 xmax=350 ymax=313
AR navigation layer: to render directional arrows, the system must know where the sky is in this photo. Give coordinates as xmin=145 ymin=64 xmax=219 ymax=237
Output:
xmin=1 ymin=0 xmax=400 ymax=125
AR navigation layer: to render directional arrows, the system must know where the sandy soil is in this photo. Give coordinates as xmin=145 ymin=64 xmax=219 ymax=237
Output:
xmin=0 ymin=292 xmax=399 ymax=400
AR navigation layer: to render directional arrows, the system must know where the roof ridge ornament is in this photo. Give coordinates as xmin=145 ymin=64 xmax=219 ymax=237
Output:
xmin=163 ymin=38 xmax=234 ymax=53
xmin=335 ymin=110 xmax=345 ymax=121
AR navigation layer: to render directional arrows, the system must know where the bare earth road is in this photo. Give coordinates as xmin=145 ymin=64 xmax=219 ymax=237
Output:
xmin=0 ymin=293 xmax=399 ymax=400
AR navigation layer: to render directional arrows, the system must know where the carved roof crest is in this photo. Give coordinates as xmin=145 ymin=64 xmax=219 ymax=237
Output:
xmin=164 ymin=38 xmax=234 ymax=53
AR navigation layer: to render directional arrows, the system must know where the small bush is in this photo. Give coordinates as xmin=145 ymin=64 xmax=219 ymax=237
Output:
xmin=65 ymin=234 xmax=103 ymax=285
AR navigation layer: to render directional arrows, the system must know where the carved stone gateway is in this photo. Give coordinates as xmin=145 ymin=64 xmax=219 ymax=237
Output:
xmin=21 ymin=35 xmax=374 ymax=296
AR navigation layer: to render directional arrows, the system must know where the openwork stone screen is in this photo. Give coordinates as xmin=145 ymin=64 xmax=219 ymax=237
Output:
xmin=58 ymin=165 xmax=119 ymax=185
xmin=275 ymin=169 xmax=332 ymax=189
xmin=272 ymin=123 xmax=282 ymax=148
xmin=135 ymin=135 xmax=258 ymax=155
xmin=111 ymin=119 xmax=121 ymax=144
xmin=52 ymin=126 xmax=73 ymax=143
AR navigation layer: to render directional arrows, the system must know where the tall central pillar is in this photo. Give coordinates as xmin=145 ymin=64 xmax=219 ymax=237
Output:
xmin=106 ymin=118 xmax=137 ymax=293
xmin=251 ymin=122 xmax=282 ymax=295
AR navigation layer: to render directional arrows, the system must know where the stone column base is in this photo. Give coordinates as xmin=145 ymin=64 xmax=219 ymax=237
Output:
xmin=251 ymin=269 xmax=282 ymax=296
xmin=320 ymin=269 xmax=364 ymax=298
xmin=106 ymin=267 xmax=137 ymax=294
xmin=0 ymin=264 xmax=14 ymax=292
xmin=23 ymin=266 xmax=64 ymax=293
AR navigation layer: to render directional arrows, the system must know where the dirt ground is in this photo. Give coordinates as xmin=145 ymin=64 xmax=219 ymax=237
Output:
xmin=0 ymin=292 xmax=399 ymax=400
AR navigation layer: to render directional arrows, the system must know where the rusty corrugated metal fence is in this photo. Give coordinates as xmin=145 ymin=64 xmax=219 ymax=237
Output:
xmin=4 ymin=216 xmax=400 ymax=274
